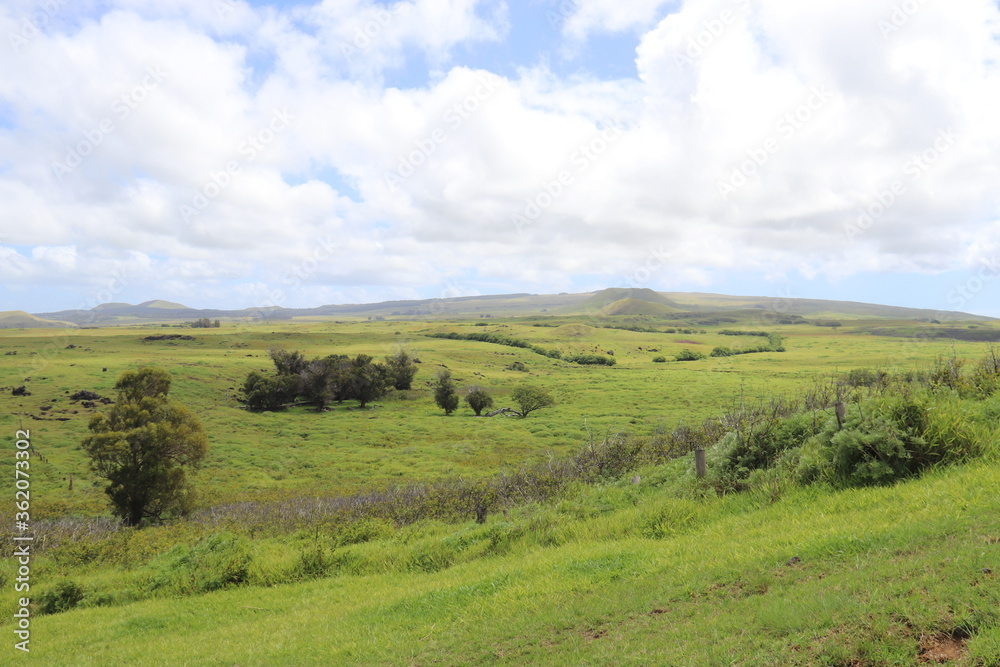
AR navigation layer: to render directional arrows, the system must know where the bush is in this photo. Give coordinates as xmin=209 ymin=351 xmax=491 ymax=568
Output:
xmin=37 ymin=580 xmax=85 ymax=615
xmin=433 ymin=371 xmax=460 ymax=415
xmin=674 ymin=349 xmax=705 ymax=362
xmin=564 ymin=354 xmax=617 ymax=366
xmin=465 ymin=387 xmax=494 ymax=416
xmin=147 ymin=532 xmax=252 ymax=595
xmin=652 ymin=356 xmax=667 ymax=363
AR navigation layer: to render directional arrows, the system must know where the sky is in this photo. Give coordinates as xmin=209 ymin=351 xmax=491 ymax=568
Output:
xmin=1 ymin=0 xmax=999 ymax=317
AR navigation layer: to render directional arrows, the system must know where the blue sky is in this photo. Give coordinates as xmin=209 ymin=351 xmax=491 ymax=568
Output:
xmin=1 ymin=0 xmax=999 ymax=316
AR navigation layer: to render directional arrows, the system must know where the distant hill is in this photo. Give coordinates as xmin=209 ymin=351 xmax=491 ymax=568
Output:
xmin=577 ymin=288 xmax=681 ymax=312
xmin=599 ymin=298 xmax=677 ymax=317
xmin=24 ymin=289 xmax=994 ymax=327
xmin=0 ymin=311 xmax=78 ymax=329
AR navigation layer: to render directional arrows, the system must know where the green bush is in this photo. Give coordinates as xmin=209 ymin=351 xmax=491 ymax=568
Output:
xmin=674 ymin=349 xmax=705 ymax=361
xmin=37 ymin=580 xmax=85 ymax=615
xmin=147 ymin=532 xmax=253 ymax=595
xmin=652 ymin=356 xmax=667 ymax=363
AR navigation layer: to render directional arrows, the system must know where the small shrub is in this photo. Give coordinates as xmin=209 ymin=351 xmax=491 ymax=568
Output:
xmin=675 ymin=349 xmax=705 ymax=362
xmin=652 ymin=356 xmax=667 ymax=363
xmin=465 ymin=387 xmax=494 ymax=416
xmin=37 ymin=580 xmax=85 ymax=615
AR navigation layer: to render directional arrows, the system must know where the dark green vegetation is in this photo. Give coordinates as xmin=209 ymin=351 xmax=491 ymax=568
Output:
xmin=82 ymin=367 xmax=207 ymax=526
xmin=1 ymin=291 xmax=999 ymax=664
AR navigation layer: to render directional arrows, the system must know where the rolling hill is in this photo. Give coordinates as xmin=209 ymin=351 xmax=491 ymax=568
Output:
xmin=22 ymin=289 xmax=995 ymax=327
xmin=0 ymin=310 xmax=78 ymax=329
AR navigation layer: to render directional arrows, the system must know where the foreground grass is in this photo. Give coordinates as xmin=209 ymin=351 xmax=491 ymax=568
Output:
xmin=23 ymin=459 xmax=1000 ymax=665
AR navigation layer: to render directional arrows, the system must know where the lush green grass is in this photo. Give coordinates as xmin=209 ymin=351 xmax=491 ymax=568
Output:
xmin=2 ymin=315 xmax=1000 ymax=664
xmin=15 ymin=458 xmax=1000 ymax=665
xmin=1 ymin=318 xmax=994 ymax=516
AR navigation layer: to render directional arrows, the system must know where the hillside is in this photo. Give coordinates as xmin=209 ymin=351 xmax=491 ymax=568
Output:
xmin=0 ymin=310 xmax=77 ymax=329
xmin=26 ymin=288 xmax=993 ymax=327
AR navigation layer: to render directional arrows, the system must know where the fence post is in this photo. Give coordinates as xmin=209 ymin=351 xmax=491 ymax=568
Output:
xmin=695 ymin=448 xmax=706 ymax=478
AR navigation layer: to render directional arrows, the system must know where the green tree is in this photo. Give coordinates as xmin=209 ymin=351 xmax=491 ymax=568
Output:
xmin=384 ymin=348 xmax=419 ymax=390
xmin=299 ymin=358 xmax=336 ymax=410
xmin=349 ymin=354 xmax=389 ymax=408
xmin=465 ymin=386 xmax=493 ymax=416
xmin=82 ymin=367 xmax=208 ymax=527
xmin=510 ymin=385 xmax=554 ymax=418
xmin=270 ymin=348 xmax=308 ymax=376
xmin=434 ymin=370 xmax=460 ymax=415
xmin=241 ymin=371 xmax=297 ymax=412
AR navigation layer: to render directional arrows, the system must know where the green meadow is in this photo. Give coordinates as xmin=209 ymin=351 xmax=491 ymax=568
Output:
xmin=1 ymin=309 xmax=999 ymax=664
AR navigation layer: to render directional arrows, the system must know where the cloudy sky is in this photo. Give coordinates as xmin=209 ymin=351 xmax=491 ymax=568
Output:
xmin=1 ymin=0 xmax=999 ymax=316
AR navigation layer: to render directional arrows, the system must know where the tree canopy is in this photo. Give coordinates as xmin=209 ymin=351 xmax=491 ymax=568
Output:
xmin=82 ymin=367 xmax=208 ymax=527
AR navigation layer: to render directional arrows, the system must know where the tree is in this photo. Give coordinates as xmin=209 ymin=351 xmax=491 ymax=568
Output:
xmin=299 ymin=358 xmax=336 ymax=410
xmin=348 ymin=354 xmax=389 ymax=408
xmin=465 ymin=386 xmax=493 ymax=416
xmin=241 ymin=371 xmax=297 ymax=411
xmin=433 ymin=370 xmax=460 ymax=415
xmin=82 ymin=367 xmax=208 ymax=527
xmin=510 ymin=385 xmax=554 ymax=418
xmin=384 ymin=348 xmax=418 ymax=390
xmin=270 ymin=348 xmax=308 ymax=376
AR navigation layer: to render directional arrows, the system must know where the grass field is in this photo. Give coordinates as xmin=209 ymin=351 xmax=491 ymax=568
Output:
xmin=1 ymin=311 xmax=999 ymax=664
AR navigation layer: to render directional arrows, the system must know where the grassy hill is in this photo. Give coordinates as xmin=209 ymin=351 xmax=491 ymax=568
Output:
xmin=27 ymin=289 xmax=993 ymax=327
xmin=0 ymin=310 xmax=77 ymax=329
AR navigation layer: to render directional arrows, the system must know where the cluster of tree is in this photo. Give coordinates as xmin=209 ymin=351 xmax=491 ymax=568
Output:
xmin=673 ymin=349 xmax=706 ymax=361
xmin=563 ymin=353 xmax=617 ymax=366
xmin=708 ymin=332 xmax=785 ymax=358
xmin=427 ymin=331 xmax=561 ymax=359
xmin=718 ymin=329 xmax=770 ymax=337
xmin=191 ymin=318 xmax=221 ymax=328
xmin=241 ymin=348 xmax=418 ymax=412
xmin=432 ymin=371 xmax=554 ymax=418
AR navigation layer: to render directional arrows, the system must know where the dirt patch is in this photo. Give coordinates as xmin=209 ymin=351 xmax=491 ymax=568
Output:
xmin=918 ymin=630 xmax=969 ymax=663
xmin=675 ymin=339 xmax=702 ymax=344
xmin=142 ymin=334 xmax=195 ymax=342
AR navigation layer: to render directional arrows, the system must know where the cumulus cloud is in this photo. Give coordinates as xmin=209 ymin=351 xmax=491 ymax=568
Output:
xmin=0 ymin=0 xmax=998 ymax=312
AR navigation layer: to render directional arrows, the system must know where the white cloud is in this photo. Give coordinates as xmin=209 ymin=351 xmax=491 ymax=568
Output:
xmin=1 ymin=0 xmax=999 ymax=312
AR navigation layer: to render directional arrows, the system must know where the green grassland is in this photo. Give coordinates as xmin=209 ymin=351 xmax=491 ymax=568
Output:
xmin=1 ymin=310 xmax=999 ymax=664
xmin=0 ymin=316 xmax=991 ymax=514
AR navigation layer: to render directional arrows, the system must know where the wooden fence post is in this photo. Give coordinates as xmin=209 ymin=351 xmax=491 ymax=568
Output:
xmin=695 ymin=448 xmax=706 ymax=478
xmin=835 ymin=401 xmax=846 ymax=430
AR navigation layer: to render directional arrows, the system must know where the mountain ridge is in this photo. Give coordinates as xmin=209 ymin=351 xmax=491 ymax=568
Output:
xmin=16 ymin=288 xmax=994 ymax=327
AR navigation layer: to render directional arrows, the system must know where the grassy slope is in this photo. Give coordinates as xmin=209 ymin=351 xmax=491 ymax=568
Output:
xmin=24 ymin=458 xmax=1000 ymax=665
